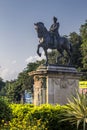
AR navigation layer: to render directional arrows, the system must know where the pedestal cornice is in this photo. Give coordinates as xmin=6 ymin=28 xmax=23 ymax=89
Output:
xmin=29 ymin=65 xmax=82 ymax=79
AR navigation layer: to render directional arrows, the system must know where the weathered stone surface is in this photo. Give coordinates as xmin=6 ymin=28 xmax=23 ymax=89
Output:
xmin=29 ymin=65 xmax=82 ymax=105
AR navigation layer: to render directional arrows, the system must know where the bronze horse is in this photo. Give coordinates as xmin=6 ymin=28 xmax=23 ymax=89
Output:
xmin=34 ymin=22 xmax=72 ymax=65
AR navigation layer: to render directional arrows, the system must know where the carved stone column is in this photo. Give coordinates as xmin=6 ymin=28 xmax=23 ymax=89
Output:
xmin=33 ymin=76 xmax=46 ymax=105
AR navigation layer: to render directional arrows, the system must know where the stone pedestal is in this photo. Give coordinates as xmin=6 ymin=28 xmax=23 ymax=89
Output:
xmin=29 ymin=65 xmax=82 ymax=105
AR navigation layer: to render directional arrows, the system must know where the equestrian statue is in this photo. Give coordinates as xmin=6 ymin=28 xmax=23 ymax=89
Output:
xmin=34 ymin=16 xmax=73 ymax=65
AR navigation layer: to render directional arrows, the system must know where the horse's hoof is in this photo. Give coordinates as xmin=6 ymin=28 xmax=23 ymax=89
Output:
xmin=45 ymin=63 xmax=48 ymax=66
xmin=39 ymin=53 xmax=41 ymax=57
xmin=43 ymin=62 xmax=48 ymax=66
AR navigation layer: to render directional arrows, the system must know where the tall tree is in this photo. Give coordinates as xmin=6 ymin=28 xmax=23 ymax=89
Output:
xmin=80 ymin=20 xmax=87 ymax=80
xmin=80 ymin=20 xmax=87 ymax=70
xmin=0 ymin=77 xmax=5 ymax=96
xmin=69 ymin=32 xmax=82 ymax=69
xmin=5 ymin=80 xmax=16 ymax=102
xmin=0 ymin=77 xmax=5 ymax=91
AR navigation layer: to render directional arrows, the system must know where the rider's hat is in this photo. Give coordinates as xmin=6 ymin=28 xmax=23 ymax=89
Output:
xmin=53 ymin=16 xmax=57 ymax=21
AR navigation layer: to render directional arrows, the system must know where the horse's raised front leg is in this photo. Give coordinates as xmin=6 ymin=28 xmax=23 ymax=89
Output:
xmin=37 ymin=44 xmax=41 ymax=57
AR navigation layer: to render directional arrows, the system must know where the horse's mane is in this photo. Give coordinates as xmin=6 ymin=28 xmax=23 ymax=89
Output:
xmin=38 ymin=22 xmax=48 ymax=32
xmin=38 ymin=22 xmax=44 ymax=26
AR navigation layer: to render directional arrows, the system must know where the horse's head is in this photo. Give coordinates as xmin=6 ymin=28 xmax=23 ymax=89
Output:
xmin=34 ymin=22 xmax=47 ymax=40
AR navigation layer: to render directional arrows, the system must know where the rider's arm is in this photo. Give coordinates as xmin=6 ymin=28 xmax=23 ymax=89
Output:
xmin=50 ymin=23 xmax=59 ymax=31
xmin=53 ymin=23 xmax=59 ymax=30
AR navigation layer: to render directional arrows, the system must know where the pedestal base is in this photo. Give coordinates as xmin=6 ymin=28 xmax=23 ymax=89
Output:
xmin=29 ymin=65 xmax=82 ymax=105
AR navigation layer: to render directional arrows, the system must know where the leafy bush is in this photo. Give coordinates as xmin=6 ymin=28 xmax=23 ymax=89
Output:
xmin=10 ymin=104 xmax=34 ymax=121
xmin=1 ymin=92 xmax=86 ymax=130
xmin=29 ymin=104 xmax=76 ymax=130
xmin=3 ymin=104 xmax=76 ymax=130
xmin=1 ymin=104 xmax=47 ymax=130
xmin=0 ymin=98 xmax=12 ymax=124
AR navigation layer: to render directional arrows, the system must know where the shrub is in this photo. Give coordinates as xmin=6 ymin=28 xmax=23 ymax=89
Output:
xmin=59 ymin=91 xmax=87 ymax=130
xmin=1 ymin=103 xmax=77 ymax=130
xmin=29 ymin=104 xmax=76 ymax=130
xmin=0 ymin=98 xmax=12 ymax=125
xmin=9 ymin=104 xmax=76 ymax=130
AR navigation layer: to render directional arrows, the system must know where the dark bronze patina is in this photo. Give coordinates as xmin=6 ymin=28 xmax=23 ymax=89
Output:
xmin=34 ymin=17 xmax=72 ymax=65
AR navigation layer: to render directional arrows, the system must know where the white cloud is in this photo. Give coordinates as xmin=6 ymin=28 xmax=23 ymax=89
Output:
xmin=0 ymin=68 xmax=9 ymax=79
xmin=11 ymin=60 xmax=17 ymax=64
xmin=0 ymin=67 xmax=19 ymax=81
xmin=25 ymin=52 xmax=46 ymax=64
xmin=0 ymin=51 xmax=49 ymax=81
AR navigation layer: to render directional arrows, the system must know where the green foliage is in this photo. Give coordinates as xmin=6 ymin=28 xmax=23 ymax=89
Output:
xmin=30 ymin=104 xmax=76 ymax=130
xmin=48 ymin=49 xmax=69 ymax=65
xmin=0 ymin=98 xmax=12 ymax=125
xmin=1 ymin=118 xmax=48 ymax=130
xmin=0 ymin=77 xmax=5 ymax=96
xmin=80 ymin=20 xmax=87 ymax=71
xmin=26 ymin=60 xmax=45 ymax=72
xmin=60 ymin=91 xmax=87 ymax=130
xmin=69 ymin=32 xmax=82 ymax=69
xmin=2 ymin=60 xmax=45 ymax=103
xmin=48 ymin=50 xmax=58 ymax=64
xmin=1 ymin=104 xmax=77 ymax=130
xmin=30 ymin=104 xmax=62 ymax=130
xmin=5 ymin=80 xmax=21 ymax=103
xmin=0 ymin=77 xmax=5 ymax=88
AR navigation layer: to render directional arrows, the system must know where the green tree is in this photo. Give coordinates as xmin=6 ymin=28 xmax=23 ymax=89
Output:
xmin=4 ymin=60 xmax=45 ymax=103
xmin=16 ymin=71 xmax=33 ymax=103
xmin=0 ymin=98 xmax=12 ymax=124
xmin=80 ymin=20 xmax=87 ymax=70
xmin=5 ymin=80 xmax=16 ymax=102
xmin=47 ymin=50 xmax=58 ymax=64
xmin=26 ymin=60 xmax=45 ymax=72
xmin=69 ymin=32 xmax=82 ymax=69
xmin=0 ymin=77 xmax=5 ymax=96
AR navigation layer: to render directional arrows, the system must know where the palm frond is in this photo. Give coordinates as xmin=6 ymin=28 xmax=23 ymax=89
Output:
xmin=59 ymin=90 xmax=87 ymax=130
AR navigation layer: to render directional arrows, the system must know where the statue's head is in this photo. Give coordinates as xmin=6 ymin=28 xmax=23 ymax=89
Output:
xmin=34 ymin=22 xmax=44 ymax=29
xmin=34 ymin=22 xmax=46 ymax=39
xmin=53 ymin=16 xmax=57 ymax=22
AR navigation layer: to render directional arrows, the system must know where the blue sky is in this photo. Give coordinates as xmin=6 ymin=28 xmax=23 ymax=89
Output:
xmin=0 ymin=0 xmax=87 ymax=81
